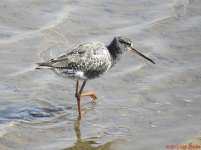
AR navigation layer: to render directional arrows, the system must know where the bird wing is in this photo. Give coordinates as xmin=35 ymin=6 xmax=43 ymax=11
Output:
xmin=50 ymin=42 xmax=106 ymax=68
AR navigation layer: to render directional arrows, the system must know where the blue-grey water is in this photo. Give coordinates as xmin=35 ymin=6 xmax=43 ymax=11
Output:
xmin=0 ymin=0 xmax=201 ymax=149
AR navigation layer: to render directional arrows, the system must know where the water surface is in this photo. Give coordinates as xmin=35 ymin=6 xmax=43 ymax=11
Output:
xmin=0 ymin=0 xmax=201 ymax=149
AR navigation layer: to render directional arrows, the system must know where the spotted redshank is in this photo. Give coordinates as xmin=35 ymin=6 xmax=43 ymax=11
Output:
xmin=37 ymin=36 xmax=155 ymax=117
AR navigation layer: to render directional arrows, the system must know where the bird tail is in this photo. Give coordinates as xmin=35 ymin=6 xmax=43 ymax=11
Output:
xmin=35 ymin=61 xmax=53 ymax=69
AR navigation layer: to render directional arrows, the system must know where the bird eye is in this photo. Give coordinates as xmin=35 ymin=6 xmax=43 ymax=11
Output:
xmin=125 ymin=42 xmax=131 ymax=46
xmin=119 ymin=39 xmax=131 ymax=46
xmin=123 ymin=41 xmax=131 ymax=46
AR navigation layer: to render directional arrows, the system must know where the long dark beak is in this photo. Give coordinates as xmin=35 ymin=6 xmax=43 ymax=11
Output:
xmin=131 ymin=47 xmax=155 ymax=64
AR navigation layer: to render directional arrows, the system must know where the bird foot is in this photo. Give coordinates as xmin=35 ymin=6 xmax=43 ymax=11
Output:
xmin=81 ymin=92 xmax=97 ymax=101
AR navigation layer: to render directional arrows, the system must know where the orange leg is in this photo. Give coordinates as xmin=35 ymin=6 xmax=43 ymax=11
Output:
xmin=81 ymin=92 xmax=97 ymax=101
xmin=75 ymin=80 xmax=98 ymax=118
xmin=75 ymin=80 xmax=86 ymax=118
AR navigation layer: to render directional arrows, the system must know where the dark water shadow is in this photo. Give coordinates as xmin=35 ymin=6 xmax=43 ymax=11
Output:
xmin=0 ymin=104 xmax=65 ymax=123
xmin=0 ymin=101 xmax=97 ymax=124
xmin=63 ymin=118 xmax=114 ymax=150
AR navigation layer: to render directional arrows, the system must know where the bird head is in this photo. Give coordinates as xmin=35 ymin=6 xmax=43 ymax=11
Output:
xmin=115 ymin=35 xmax=155 ymax=64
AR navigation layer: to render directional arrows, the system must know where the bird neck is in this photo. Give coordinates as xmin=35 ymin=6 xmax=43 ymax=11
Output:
xmin=107 ymin=39 xmax=123 ymax=66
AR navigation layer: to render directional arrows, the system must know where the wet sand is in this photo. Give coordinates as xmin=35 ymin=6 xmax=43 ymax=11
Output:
xmin=0 ymin=0 xmax=201 ymax=150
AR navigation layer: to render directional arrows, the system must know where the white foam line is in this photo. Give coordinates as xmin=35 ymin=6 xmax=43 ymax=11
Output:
xmin=8 ymin=66 xmax=36 ymax=77
xmin=109 ymin=64 xmax=145 ymax=78
xmin=110 ymin=15 xmax=174 ymax=36
xmin=0 ymin=121 xmax=18 ymax=138
xmin=0 ymin=5 xmax=77 ymax=44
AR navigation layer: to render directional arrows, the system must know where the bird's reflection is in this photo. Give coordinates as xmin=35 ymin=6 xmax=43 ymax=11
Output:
xmin=63 ymin=118 xmax=113 ymax=150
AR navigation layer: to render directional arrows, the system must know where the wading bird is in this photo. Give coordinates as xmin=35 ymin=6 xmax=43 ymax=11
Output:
xmin=37 ymin=36 xmax=155 ymax=118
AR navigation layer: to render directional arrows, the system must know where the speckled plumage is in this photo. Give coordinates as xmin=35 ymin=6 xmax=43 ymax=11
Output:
xmin=37 ymin=36 xmax=138 ymax=80
xmin=38 ymin=42 xmax=113 ymax=80
xmin=37 ymin=35 xmax=155 ymax=81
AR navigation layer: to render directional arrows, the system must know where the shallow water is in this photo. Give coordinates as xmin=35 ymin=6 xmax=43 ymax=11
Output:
xmin=0 ymin=0 xmax=201 ymax=149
